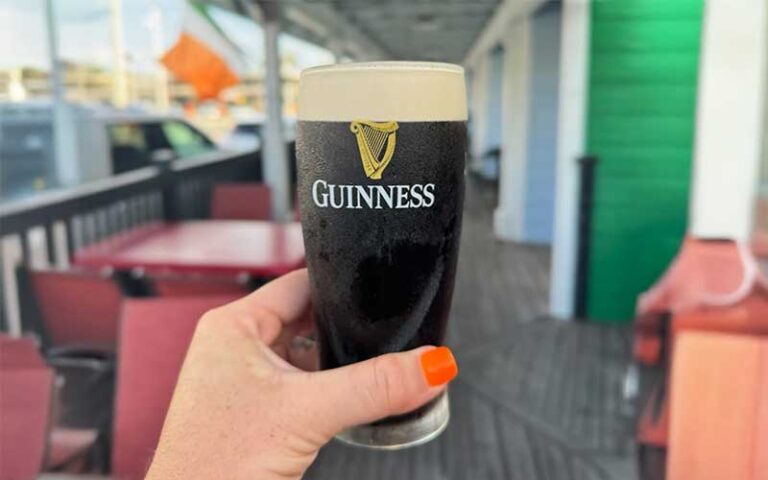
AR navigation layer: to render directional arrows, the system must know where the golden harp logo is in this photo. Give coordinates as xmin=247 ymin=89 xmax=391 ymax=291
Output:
xmin=350 ymin=120 xmax=398 ymax=180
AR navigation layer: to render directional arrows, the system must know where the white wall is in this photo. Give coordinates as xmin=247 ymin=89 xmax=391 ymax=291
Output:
xmin=523 ymin=3 xmax=561 ymax=244
xmin=689 ymin=0 xmax=768 ymax=240
xmin=548 ymin=0 xmax=590 ymax=319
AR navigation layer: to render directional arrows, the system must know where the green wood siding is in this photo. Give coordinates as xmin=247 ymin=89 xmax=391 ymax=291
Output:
xmin=585 ymin=0 xmax=704 ymax=322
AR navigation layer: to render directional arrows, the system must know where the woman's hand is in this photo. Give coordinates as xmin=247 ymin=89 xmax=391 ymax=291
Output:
xmin=146 ymin=269 xmax=458 ymax=480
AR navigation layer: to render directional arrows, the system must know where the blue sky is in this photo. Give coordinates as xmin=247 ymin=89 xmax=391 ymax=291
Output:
xmin=0 ymin=0 xmax=334 ymax=72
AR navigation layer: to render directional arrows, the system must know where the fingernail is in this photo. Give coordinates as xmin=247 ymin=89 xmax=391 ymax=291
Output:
xmin=420 ymin=346 xmax=458 ymax=387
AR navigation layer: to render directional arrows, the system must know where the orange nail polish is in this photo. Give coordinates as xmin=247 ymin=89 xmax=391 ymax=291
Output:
xmin=420 ymin=346 xmax=458 ymax=387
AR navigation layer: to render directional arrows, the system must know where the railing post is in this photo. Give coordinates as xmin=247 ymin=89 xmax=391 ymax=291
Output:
xmin=574 ymin=155 xmax=598 ymax=320
xmin=159 ymin=163 xmax=181 ymax=221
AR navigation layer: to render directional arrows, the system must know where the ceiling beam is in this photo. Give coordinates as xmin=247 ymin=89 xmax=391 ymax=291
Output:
xmin=282 ymin=2 xmax=391 ymax=60
xmin=463 ymin=0 xmax=550 ymax=66
xmin=218 ymin=0 xmax=390 ymax=60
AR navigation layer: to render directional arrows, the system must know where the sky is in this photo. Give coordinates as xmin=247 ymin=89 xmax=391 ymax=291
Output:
xmin=0 ymin=0 xmax=334 ymax=73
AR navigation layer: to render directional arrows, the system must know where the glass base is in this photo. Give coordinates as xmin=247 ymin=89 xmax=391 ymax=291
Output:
xmin=334 ymin=391 xmax=450 ymax=450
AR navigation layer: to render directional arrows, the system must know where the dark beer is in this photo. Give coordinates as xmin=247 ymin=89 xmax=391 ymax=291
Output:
xmin=296 ymin=62 xmax=466 ymax=448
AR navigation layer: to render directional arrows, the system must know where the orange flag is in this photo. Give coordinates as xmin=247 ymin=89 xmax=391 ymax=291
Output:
xmin=161 ymin=2 xmax=244 ymax=99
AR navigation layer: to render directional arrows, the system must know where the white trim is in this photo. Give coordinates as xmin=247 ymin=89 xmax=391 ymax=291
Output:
xmin=262 ymin=17 xmax=291 ymax=220
xmin=494 ymin=19 xmax=531 ymax=241
xmin=689 ymin=0 xmax=768 ymax=240
xmin=549 ymin=0 xmax=590 ymax=319
xmin=468 ymin=55 xmax=490 ymax=170
xmin=1 ymin=237 xmax=23 ymax=337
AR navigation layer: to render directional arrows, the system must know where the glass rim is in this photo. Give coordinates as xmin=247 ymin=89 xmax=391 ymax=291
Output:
xmin=301 ymin=61 xmax=464 ymax=77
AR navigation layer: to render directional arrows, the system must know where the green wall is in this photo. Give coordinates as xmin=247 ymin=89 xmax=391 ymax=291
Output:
xmin=585 ymin=0 xmax=704 ymax=322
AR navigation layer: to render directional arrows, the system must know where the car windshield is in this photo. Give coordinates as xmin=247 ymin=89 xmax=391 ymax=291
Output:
xmin=234 ymin=124 xmax=261 ymax=135
xmin=161 ymin=120 xmax=215 ymax=158
xmin=0 ymin=121 xmax=57 ymax=201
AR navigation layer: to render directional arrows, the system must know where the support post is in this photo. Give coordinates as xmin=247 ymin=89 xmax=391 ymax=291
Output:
xmin=468 ymin=55 xmax=489 ymax=173
xmin=110 ymin=0 xmax=129 ymax=107
xmin=549 ymin=0 xmax=590 ymax=319
xmin=689 ymin=0 xmax=767 ymax=240
xmin=259 ymin=1 xmax=291 ymax=220
xmin=573 ymin=155 xmax=598 ymax=319
xmin=146 ymin=4 xmax=169 ymax=112
xmin=494 ymin=19 xmax=531 ymax=242
xmin=45 ymin=0 xmax=78 ymax=187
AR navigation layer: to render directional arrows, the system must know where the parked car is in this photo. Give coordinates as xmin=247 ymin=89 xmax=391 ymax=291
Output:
xmin=0 ymin=101 xmax=224 ymax=202
xmin=222 ymin=114 xmax=296 ymax=152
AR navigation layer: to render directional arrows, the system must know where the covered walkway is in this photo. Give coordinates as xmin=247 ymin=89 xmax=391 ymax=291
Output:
xmin=306 ymin=181 xmax=636 ymax=480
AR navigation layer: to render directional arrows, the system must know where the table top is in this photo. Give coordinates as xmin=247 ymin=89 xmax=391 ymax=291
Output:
xmin=73 ymin=220 xmax=305 ymax=277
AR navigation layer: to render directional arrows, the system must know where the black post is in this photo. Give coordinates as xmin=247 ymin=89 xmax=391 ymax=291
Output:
xmin=159 ymin=163 xmax=181 ymax=221
xmin=574 ymin=155 xmax=598 ymax=320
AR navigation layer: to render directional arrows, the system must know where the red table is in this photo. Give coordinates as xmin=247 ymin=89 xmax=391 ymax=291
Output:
xmin=73 ymin=220 xmax=305 ymax=277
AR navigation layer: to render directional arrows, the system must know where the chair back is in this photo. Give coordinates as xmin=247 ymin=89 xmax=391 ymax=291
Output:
xmin=0 ymin=334 xmax=54 ymax=479
xmin=0 ymin=334 xmax=46 ymax=368
xmin=28 ymin=269 xmax=123 ymax=350
xmin=111 ymin=296 xmax=238 ymax=480
xmin=210 ymin=182 xmax=272 ymax=220
xmin=151 ymin=274 xmax=249 ymax=297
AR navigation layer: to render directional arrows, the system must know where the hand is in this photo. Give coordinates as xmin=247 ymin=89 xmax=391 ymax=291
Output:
xmin=146 ymin=269 xmax=458 ymax=480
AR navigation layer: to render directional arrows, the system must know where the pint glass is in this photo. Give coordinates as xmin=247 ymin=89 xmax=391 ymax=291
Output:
xmin=296 ymin=62 xmax=466 ymax=449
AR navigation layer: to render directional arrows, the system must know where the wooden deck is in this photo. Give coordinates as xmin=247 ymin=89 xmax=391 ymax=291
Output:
xmin=306 ymin=179 xmax=638 ymax=480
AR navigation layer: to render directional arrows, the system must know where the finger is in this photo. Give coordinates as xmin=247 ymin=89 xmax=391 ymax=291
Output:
xmin=269 ymin=308 xmax=313 ymax=350
xmin=218 ymin=269 xmax=311 ymax=344
xmin=286 ymin=346 xmax=458 ymax=437
xmin=232 ymin=269 xmax=311 ymax=326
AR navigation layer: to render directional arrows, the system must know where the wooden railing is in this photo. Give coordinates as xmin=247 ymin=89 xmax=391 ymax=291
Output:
xmin=0 ymin=149 xmax=263 ymax=333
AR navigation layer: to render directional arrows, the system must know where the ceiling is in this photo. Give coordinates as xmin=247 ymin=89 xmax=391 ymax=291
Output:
xmin=219 ymin=0 xmax=502 ymax=63
xmin=317 ymin=0 xmax=502 ymax=62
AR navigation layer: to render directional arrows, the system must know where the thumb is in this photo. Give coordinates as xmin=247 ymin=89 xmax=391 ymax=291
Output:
xmin=289 ymin=346 xmax=458 ymax=437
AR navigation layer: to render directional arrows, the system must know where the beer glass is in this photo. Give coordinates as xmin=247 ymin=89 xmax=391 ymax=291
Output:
xmin=296 ymin=62 xmax=466 ymax=449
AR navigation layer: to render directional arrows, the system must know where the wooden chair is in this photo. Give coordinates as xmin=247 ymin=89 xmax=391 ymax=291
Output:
xmin=112 ymin=296 xmax=240 ymax=479
xmin=210 ymin=182 xmax=272 ymax=221
xmin=667 ymin=331 xmax=768 ymax=480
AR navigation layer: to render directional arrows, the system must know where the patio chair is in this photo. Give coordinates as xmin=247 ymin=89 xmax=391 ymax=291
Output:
xmin=633 ymin=238 xmax=768 ymax=478
xmin=112 ymin=295 xmax=240 ymax=479
xmin=0 ymin=334 xmax=99 ymax=477
xmin=18 ymin=267 xmax=123 ymax=465
xmin=635 ymin=296 xmax=768 ymax=480
xmin=210 ymin=182 xmax=272 ymax=221
xmin=24 ymin=267 xmax=123 ymax=352
xmin=150 ymin=273 xmax=251 ymax=297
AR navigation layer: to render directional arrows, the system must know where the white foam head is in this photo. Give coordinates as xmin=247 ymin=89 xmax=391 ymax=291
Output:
xmin=298 ymin=62 xmax=467 ymax=122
